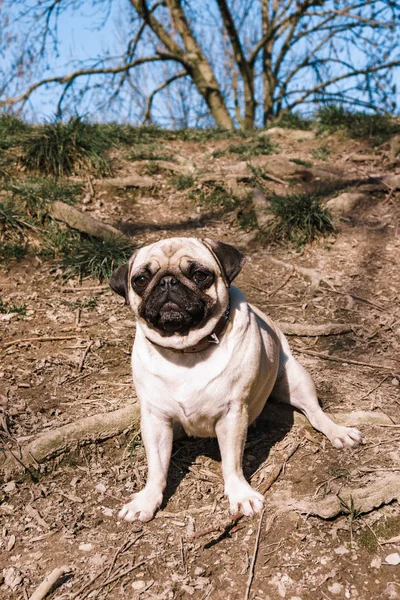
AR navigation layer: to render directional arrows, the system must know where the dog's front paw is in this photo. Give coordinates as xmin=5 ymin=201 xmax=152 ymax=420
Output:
xmin=226 ymin=480 xmax=264 ymax=517
xmin=118 ymin=488 xmax=162 ymax=523
xmin=329 ymin=425 xmax=362 ymax=449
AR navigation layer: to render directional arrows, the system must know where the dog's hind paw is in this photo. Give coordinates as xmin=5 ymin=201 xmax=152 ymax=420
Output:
xmin=118 ymin=489 xmax=162 ymax=523
xmin=330 ymin=425 xmax=362 ymax=449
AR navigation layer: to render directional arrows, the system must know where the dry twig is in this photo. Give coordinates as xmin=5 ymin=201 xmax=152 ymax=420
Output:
xmin=300 ymin=349 xmax=397 ymax=371
xmin=244 ymin=508 xmax=266 ymax=600
xmin=28 ymin=565 xmax=73 ymax=600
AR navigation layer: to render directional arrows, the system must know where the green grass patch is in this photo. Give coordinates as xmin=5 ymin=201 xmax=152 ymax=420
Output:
xmin=0 ymin=241 xmax=27 ymax=265
xmin=290 ymin=158 xmax=314 ymax=168
xmin=189 ymin=183 xmax=237 ymax=212
xmin=227 ymin=135 xmax=278 ymax=157
xmin=311 ymin=145 xmax=331 ymax=161
xmin=359 ymin=515 xmax=400 ymax=553
xmin=0 ymin=296 xmax=27 ymax=316
xmin=129 ymin=142 xmax=170 ymax=162
xmin=61 ymin=297 xmax=98 ymax=310
xmin=20 ymin=117 xmax=112 ymax=177
xmin=56 ymin=234 xmax=134 ymax=281
xmin=271 ymin=112 xmax=312 ymax=131
xmin=173 ymin=173 xmax=195 ymax=190
xmin=263 ymin=192 xmax=335 ymax=247
xmin=315 ymin=105 xmax=400 ymax=144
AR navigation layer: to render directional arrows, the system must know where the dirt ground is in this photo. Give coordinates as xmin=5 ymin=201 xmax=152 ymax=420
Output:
xmin=1 ymin=128 xmax=400 ymax=600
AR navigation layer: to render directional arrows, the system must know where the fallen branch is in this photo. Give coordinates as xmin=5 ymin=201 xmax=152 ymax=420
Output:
xmin=77 ymin=341 xmax=94 ymax=373
xmin=278 ymin=322 xmax=355 ymax=336
xmin=28 ymin=565 xmax=73 ymax=600
xmin=2 ymin=404 xmax=140 ymax=473
xmin=300 ymin=349 xmax=397 ymax=371
xmin=49 ymin=201 xmax=131 ymax=244
xmin=4 ymin=335 xmax=80 ymax=349
xmin=95 ymin=175 xmax=157 ymax=189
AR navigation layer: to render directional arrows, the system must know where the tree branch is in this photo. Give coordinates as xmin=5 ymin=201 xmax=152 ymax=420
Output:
xmin=142 ymin=69 xmax=188 ymax=123
xmin=0 ymin=55 xmax=180 ymax=109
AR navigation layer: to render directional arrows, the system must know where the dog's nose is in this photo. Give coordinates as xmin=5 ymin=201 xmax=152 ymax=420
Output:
xmin=160 ymin=275 xmax=178 ymax=288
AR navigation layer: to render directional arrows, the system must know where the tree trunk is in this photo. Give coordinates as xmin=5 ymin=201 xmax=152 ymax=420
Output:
xmin=243 ymin=65 xmax=256 ymax=131
xmin=166 ymin=0 xmax=234 ymax=130
xmin=261 ymin=1 xmax=275 ymax=126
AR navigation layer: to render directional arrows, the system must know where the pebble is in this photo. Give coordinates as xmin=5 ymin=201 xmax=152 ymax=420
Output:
xmin=95 ymin=483 xmax=107 ymax=494
xmin=79 ymin=543 xmax=94 ymax=552
xmin=391 ymin=378 xmax=399 ymax=387
xmin=334 ymin=545 xmax=349 ymax=555
xmin=328 ymin=583 xmax=344 ymax=595
xmin=370 ymin=556 xmax=382 ymax=569
xmin=385 ymin=552 xmax=400 ymax=565
xmin=132 ymin=580 xmax=146 ymax=591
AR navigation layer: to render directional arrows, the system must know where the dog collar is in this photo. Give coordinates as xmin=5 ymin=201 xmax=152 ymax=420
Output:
xmin=149 ymin=304 xmax=231 ymax=354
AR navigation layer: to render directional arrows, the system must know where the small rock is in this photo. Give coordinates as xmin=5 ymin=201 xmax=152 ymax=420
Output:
xmin=181 ymin=584 xmax=195 ymax=595
xmin=79 ymin=543 xmax=94 ymax=552
xmin=132 ymin=580 xmax=146 ymax=591
xmin=3 ymin=482 xmax=16 ymax=493
xmin=3 ymin=567 xmax=22 ymax=590
xmin=391 ymin=378 xmax=399 ymax=387
xmin=95 ymin=483 xmax=107 ymax=494
xmin=385 ymin=552 xmax=400 ymax=565
xmin=194 ymin=566 xmax=205 ymax=576
xmin=370 ymin=556 xmax=381 ymax=569
xmin=101 ymin=506 xmax=113 ymax=518
xmin=334 ymin=545 xmax=349 ymax=555
xmin=328 ymin=582 xmax=344 ymax=595
xmin=7 ymin=535 xmax=16 ymax=551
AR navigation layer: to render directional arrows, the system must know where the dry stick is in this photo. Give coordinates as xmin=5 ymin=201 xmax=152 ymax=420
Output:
xmin=360 ymin=375 xmax=390 ymax=400
xmin=28 ymin=565 xmax=73 ymax=600
xmin=60 ymin=286 xmax=109 ymax=293
xmin=300 ymin=349 xmax=397 ymax=372
xmin=321 ymin=284 xmax=384 ymax=311
xmin=244 ymin=508 xmax=266 ymax=600
xmin=91 ymin=560 xmax=146 ymax=592
xmin=261 ymin=172 xmax=288 ymax=186
xmin=105 ymin=532 xmax=145 ymax=581
xmin=268 ymin=269 xmax=294 ymax=298
xmin=4 ymin=335 xmax=80 ymax=349
xmin=77 ymin=341 xmax=94 ymax=373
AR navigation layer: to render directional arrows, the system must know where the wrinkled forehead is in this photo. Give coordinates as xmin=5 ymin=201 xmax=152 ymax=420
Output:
xmin=130 ymin=238 xmax=215 ymax=273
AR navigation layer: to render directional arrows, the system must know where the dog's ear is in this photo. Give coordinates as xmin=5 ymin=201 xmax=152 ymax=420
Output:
xmin=202 ymin=239 xmax=246 ymax=285
xmin=109 ymin=263 xmax=129 ymax=303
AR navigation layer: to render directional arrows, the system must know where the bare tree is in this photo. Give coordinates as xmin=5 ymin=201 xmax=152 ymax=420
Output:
xmin=1 ymin=0 xmax=399 ymax=129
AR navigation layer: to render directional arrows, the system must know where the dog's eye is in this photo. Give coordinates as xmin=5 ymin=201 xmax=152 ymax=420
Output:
xmin=192 ymin=270 xmax=209 ymax=284
xmin=133 ymin=275 xmax=149 ymax=289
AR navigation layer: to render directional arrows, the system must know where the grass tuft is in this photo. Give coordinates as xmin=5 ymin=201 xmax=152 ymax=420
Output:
xmin=20 ymin=117 xmax=112 ymax=177
xmin=263 ymin=192 xmax=335 ymax=246
xmin=316 ymin=105 xmax=400 ymax=144
xmin=174 ymin=173 xmax=195 ymax=190
xmin=0 ymin=296 xmax=27 ymax=316
xmin=272 ymin=112 xmax=312 ymax=131
xmin=311 ymin=145 xmax=331 ymax=161
xmin=129 ymin=142 xmax=170 ymax=162
xmin=227 ymin=135 xmax=278 ymax=157
xmin=57 ymin=234 xmax=134 ymax=281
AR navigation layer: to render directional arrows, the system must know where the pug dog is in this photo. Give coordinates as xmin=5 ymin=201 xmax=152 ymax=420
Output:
xmin=109 ymin=237 xmax=362 ymax=522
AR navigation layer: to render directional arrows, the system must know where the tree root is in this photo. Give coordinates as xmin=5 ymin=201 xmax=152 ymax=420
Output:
xmin=277 ymin=322 xmax=356 ymax=336
xmin=266 ymin=255 xmax=332 ymax=292
xmin=2 ymin=404 xmax=140 ymax=474
xmin=49 ymin=201 xmax=131 ymax=244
